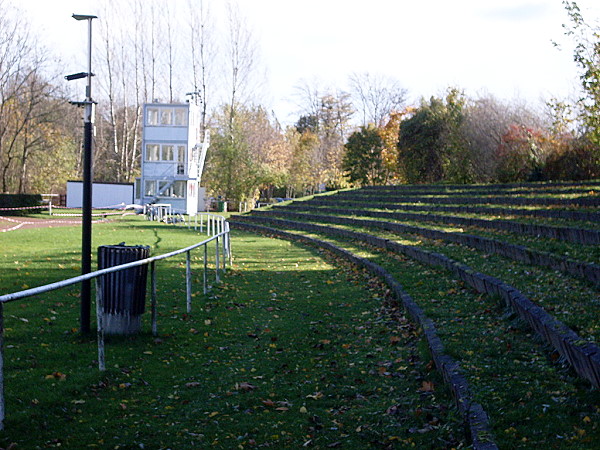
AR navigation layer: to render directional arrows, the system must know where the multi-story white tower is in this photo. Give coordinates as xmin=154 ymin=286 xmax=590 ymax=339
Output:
xmin=135 ymin=97 xmax=209 ymax=214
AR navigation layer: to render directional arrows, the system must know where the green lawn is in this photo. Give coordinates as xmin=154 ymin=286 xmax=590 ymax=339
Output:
xmin=0 ymin=217 xmax=464 ymax=448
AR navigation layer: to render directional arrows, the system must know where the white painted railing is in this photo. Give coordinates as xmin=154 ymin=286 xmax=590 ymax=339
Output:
xmin=0 ymin=218 xmax=231 ymax=430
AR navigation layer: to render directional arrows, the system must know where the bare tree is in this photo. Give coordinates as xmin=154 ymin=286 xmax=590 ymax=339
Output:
xmin=95 ymin=0 xmax=144 ymax=183
xmin=348 ymin=72 xmax=408 ymax=127
xmin=188 ymin=0 xmax=216 ymax=132
xmin=461 ymin=94 xmax=544 ymax=182
xmin=225 ymin=0 xmax=259 ymax=132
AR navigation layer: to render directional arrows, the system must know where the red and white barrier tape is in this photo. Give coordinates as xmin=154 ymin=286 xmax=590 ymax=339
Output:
xmin=0 ymin=215 xmax=83 ymax=232
xmin=0 ymin=205 xmax=47 ymax=211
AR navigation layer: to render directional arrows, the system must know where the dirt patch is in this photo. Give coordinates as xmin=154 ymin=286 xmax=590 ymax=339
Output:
xmin=0 ymin=215 xmax=87 ymax=232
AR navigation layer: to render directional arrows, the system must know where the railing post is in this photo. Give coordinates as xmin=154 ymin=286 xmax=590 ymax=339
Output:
xmin=48 ymin=201 xmax=53 ymax=216
xmin=215 ymin=236 xmax=220 ymax=283
xmin=222 ymin=230 xmax=227 ymax=272
xmin=228 ymin=227 xmax=233 ymax=267
xmin=151 ymin=261 xmax=157 ymax=337
xmin=186 ymin=250 xmax=192 ymax=313
xmin=95 ymin=278 xmax=106 ymax=372
xmin=0 ymin=302 xmax=5 ymax=431
xmin=203 ymin=243 xmax=208 ymax=294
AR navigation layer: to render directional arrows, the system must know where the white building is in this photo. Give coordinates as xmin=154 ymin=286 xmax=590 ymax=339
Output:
xmin=135 ymin=98 xmax=209 ymax=214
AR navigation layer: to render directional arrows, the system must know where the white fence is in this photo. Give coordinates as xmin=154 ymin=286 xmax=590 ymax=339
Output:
xmin=0 ymin=215 xmax=231 ymax=430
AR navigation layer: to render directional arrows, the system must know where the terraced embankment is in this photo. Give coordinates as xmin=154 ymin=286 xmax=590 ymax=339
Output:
xmin=230 ymin=181 xmax=600 ymax=449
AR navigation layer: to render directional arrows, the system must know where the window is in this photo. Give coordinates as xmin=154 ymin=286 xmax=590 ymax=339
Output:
xmin=176 ymin=145 xmax=186 ymax=174
xmin=147 ymin=108 xmax=159 ymax=125
xmin=174 ymin=108 xmax=187 ymax=126
xmin=157 ymin=180 xmax=186 ymax=198
xmin=145 ymin=106 xmax=187 ymax=127
xmin=160 ymin=108 xmax=172 ymax=125
xmin=158 ymin=181 xmax=170 ymax=196
xmin=146 ymin=144 xmax=160 ymax=161
xmin=144 ymin=180 xmax=156 ymax=196
xmin=161 ymin=145 xmax=174 ymax=161
xmin=173 ymin=180 xmax=186 ymax=198
xmin=177 ymin=146 xmax=186 ymax=162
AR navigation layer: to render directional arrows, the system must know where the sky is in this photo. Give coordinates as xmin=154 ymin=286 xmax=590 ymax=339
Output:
xmin=15 ymin=0 xmax=600 ymax=124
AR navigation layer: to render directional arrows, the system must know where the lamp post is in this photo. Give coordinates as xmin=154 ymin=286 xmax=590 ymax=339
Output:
xmin=66 ymin=13 xmax=97 ymax=334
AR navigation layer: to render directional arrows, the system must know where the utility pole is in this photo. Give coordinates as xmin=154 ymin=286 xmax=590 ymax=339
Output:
xmin=66 ymin=13 xmax=97 ymax=334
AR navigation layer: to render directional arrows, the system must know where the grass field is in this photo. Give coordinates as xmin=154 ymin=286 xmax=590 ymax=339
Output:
xmin=0 ymin=216 xmax=466 ymax=448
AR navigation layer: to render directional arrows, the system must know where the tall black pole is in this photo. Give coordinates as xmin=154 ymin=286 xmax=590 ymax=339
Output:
xmin=74 ymin=14 xmax=97 ymax=334
xmin=81 ymin=118 xmax=93 ymax=334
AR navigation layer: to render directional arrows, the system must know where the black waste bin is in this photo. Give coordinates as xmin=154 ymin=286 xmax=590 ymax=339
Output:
xmin=98 ymin=243 xmax=150 ymax=335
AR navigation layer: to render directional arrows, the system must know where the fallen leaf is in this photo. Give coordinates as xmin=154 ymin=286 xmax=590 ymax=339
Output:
xmin=236 ymin=382 xmax=257 ymax=391
xmin=418 ymin=381 xmax=435 ymax=392
xmin=389 ymin=336 xmax=402 ymax=345
xmin=306 ymin=392 xmax=323 ymax=400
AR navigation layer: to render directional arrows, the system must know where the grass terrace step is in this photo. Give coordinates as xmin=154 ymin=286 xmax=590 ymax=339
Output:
xmin=300 ymin=197 xmax=600 ymax=224
xmin=358 ymin=180 xmax=600 ymax=194
xmin=319 ymin=192 xmax=600 ymax=208
xmin=252 ymin=208 xmax=600 ymax=287
xmin=230 ymin=216 xmax=600 ymax=448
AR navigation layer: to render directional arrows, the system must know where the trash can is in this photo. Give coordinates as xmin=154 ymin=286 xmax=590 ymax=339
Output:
xmin=217 ymin=201 xmax=227 ymax=212
xmin=98 ymin=243 xmax=150 ymax=335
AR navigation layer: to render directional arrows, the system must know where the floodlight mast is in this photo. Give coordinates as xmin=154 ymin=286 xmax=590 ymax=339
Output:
xmin=69 ymin=13 xmax=97 ymax=335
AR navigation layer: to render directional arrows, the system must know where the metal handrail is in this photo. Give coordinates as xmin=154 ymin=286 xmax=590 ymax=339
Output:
xmin=0 ymin=228 xmax=228 ymax=304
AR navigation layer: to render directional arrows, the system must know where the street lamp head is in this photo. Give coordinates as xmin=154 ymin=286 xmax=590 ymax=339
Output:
xmin=72 ymin=14 xmax=97 ymax=21
xmin=65 ymin=72 xmax=89 ymax=81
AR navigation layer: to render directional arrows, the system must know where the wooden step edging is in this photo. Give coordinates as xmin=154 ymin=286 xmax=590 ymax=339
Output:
xmin=230 ymin=219 xmax=499 ymax=450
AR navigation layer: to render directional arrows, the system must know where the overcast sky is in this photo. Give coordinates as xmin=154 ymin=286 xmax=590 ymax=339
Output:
xmin=17 ymin=0 xmax=600 ymax=123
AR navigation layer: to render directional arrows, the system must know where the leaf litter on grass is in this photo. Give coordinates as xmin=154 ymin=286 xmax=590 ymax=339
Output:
xmin=0 ymin=227 xmax=466 ymax=449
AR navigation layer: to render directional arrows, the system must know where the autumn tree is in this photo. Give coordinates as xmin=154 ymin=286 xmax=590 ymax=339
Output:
xmin=0 ymin=1 xmax=79 ymax=194
xmin=378 ymin=111 xmax=406 ymax=184
xmin=294 ymin=81 xmax=355 ymax=190
xmin=285 ymin=127 xmax=319 ymax=197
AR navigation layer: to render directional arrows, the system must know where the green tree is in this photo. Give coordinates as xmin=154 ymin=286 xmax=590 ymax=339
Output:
xmin=342 ymin=125 xmax=385 ymax=186
xmin=205 ymin=105 xmax=288 ymax=206
xmin=561 ymin=1 xmax=600 ymax=158
xmin=397 ymin=89 xmax=470 ymax=184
